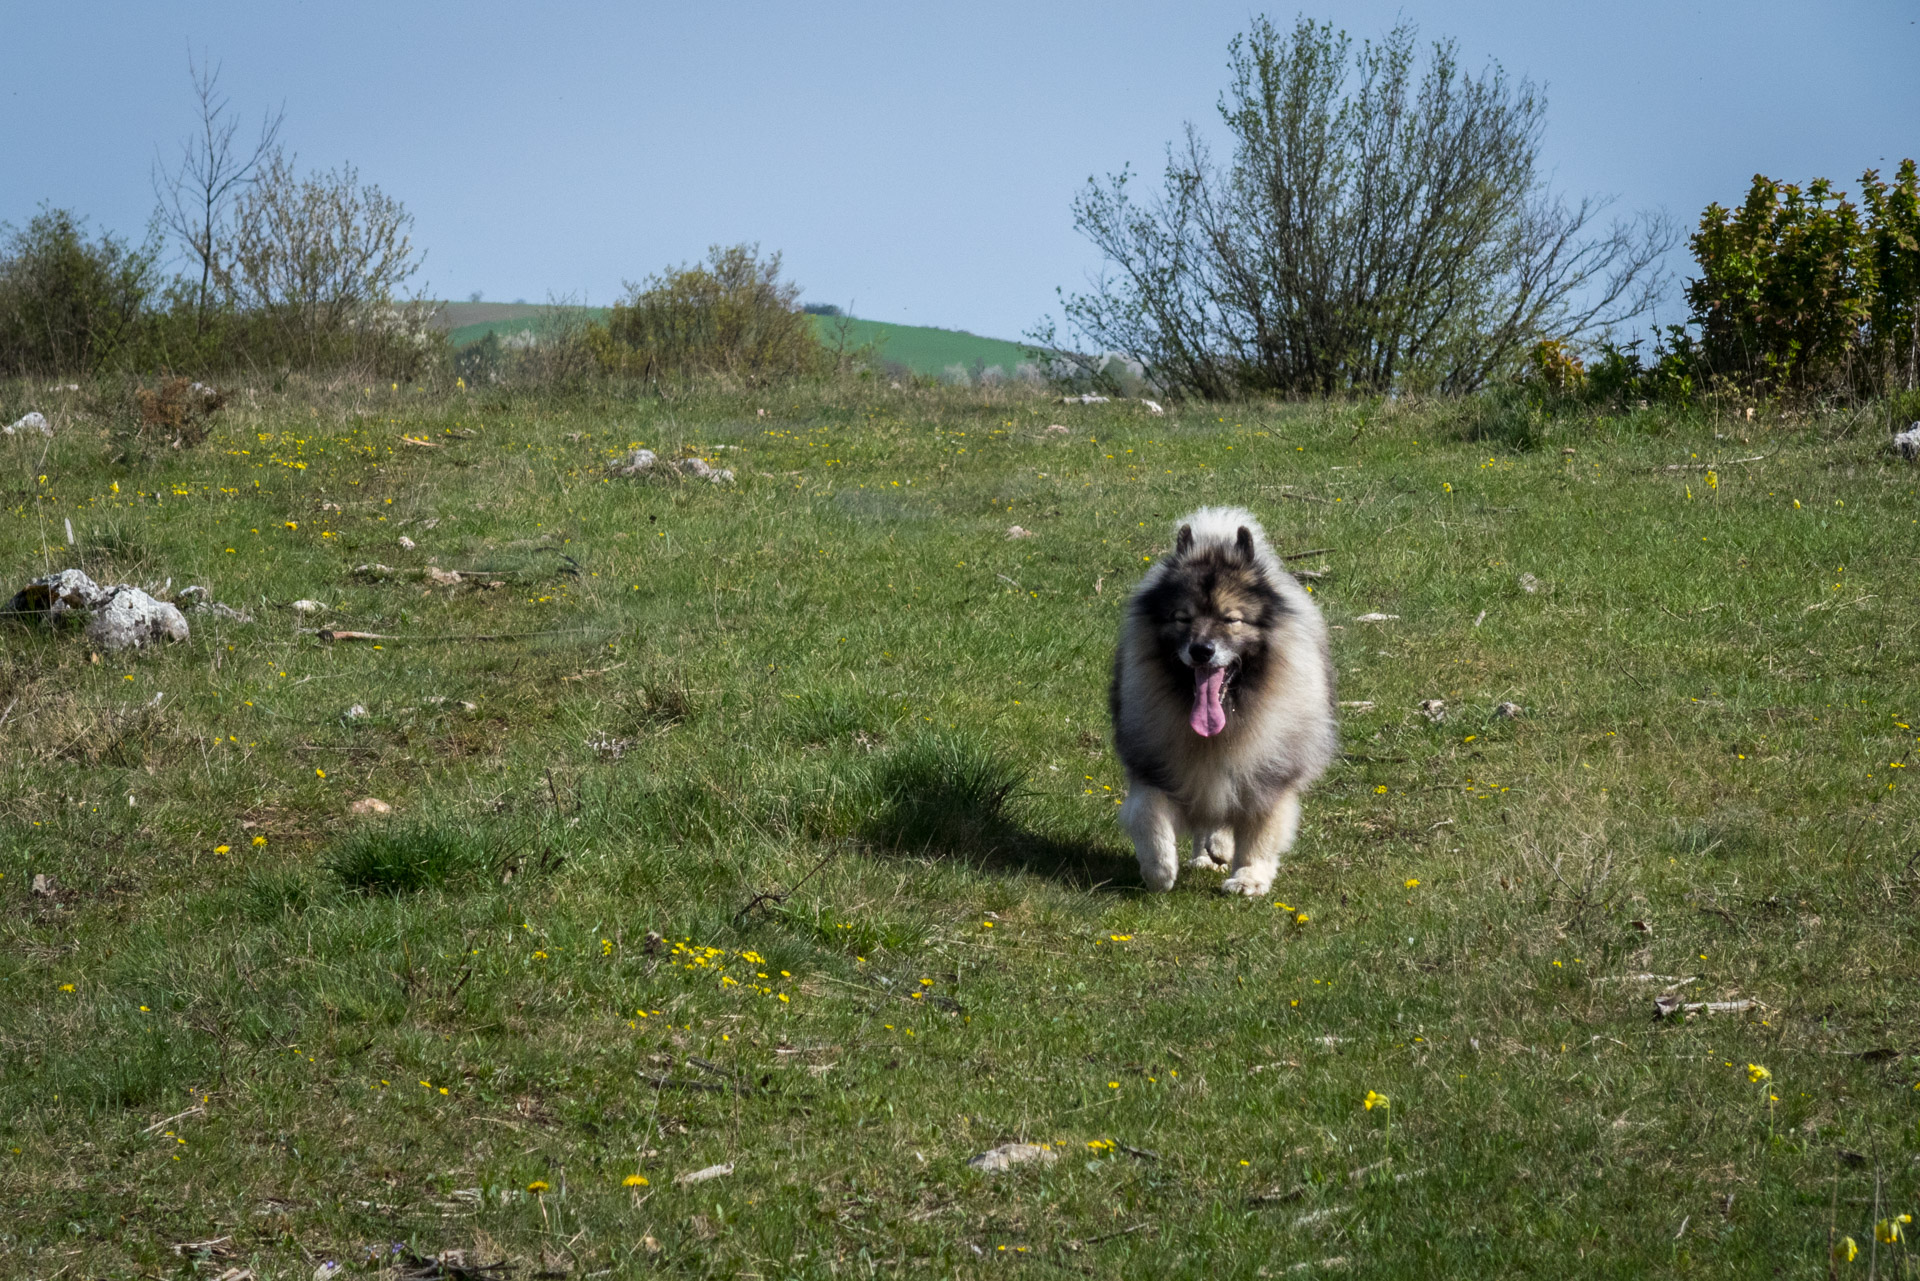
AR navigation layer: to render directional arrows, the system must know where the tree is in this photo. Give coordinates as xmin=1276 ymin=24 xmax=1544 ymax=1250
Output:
xmin=218 ymin=152 xmax=424 ymax=363
xmin=151 ymin=54 xmax=283 ymax=332
xmin=1044 ymin=16 xmax=1673 ymax=398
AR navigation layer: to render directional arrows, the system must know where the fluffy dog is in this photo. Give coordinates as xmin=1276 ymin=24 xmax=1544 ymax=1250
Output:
xmin=1110 ymin=507 xmax=1336 ymax=895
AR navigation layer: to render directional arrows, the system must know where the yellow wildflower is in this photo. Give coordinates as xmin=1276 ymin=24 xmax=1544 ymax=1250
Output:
xmin=527 ymin=1180 xmax=550 ymax=1193
xmin=1746 ymin=1063 xmax=1771 ymax=1083
xmin=1834 ymin=1236 xmax=1858 ymax=1262
xmin=1363 ymin=1090 xmax=1389 ymax=1111
xmin=623 ymin=1174 xmax=648 ymax=1187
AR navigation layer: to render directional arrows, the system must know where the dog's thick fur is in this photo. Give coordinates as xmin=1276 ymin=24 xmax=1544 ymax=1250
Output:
xmin=1110 ymin=507 xmax=1336 ymax=895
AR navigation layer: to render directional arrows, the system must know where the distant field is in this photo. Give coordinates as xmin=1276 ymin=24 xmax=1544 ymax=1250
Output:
xmin=435 ymin=303 xmax=1034 ymax=379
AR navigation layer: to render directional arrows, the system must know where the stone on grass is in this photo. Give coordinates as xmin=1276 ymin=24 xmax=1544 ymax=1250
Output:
xmin=1518 ymin=572 xmax=1540 ymax=594
xmin=1006 ymin=525 xmax=1035 ymax=539
xmin=967 ymin=1143 xmax=1058 ymax=1173
xmin=345 ymin=704 xmax=369 ymax=720
xmin=4 ymin=411 xmax=51 ymax=436
xmin=675 ymin=1162 xmax=734 ymax=1185
xmin=615 ymin=448 xmax=658 ymax=475
xmin=1418 ymin=699 xmax=1447 ymax=723
xmin=84 ymin=587 xmax=189 ymax=651
xmin=1895 ymin=423 xmax=1920 ymax=461
xmin=397 ymin=535 xmax=417 ymax=550
xmin=6 ymin=570 xmax=188 ymax=651
xmin=1494 ymin=701 xmax=1523 ymax=719
xmin=674 ymin=457 xmax=735 ymax=484
xmin=290 ymin=599 xmax=325 ymax=613
xmin=350 ymin=797 xmax=393 ymax=816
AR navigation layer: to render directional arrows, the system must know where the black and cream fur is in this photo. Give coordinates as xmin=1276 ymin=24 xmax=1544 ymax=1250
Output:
xmin=1110 ymin=507 xmax=1336 ymax=896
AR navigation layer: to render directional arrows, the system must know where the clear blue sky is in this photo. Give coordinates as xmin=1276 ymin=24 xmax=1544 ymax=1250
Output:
xmin=4 ymin=1 xmax=1916 ymax=341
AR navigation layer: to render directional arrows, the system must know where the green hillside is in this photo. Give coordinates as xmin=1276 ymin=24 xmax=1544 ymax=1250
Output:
xmin=435 ymin=303 xmax=1034 ymax=379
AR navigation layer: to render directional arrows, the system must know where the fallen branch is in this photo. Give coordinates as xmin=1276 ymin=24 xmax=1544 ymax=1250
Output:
xmin=735 ymin=846 xmax=844 ymax=923
xmin=399 ymin=435 xmax=443 ymax=448
xmin=1655 ymin=454 xmax=1767 ymax=471
xmin=312 ymin=627 xmax=597 ymax=644
xmin=1655 ymin=993 xmax=1758 ymax=1018
xmin=1281 ymin=547 xmax=1334 ymax=560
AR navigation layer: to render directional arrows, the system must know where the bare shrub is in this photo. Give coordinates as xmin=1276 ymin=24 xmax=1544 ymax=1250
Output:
xmin=1044 ymin=17 xmax=1672 ymax=398
xmin=133 ymin=376 xmax=227 ymax=445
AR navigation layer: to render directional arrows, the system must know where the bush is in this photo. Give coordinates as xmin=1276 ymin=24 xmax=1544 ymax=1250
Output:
xmin=588 ymin=244 xmax=829 ymax=383
xmin=0 ymin=209 xmax=160 ymax=376
xmin=1686 ymin=160 xmax=1920 ymax=398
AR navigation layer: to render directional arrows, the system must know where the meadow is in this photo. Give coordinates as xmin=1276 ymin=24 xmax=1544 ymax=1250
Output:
xmin=2 ymin=379 xmax=1918 ymax=1278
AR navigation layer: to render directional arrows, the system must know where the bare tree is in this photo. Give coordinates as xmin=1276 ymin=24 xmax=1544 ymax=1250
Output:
xmin=1043 ymin=17 xmax=1675 ymax=398
xmin=151 ymin=53 xmax=283 ymax=331
xmin=219 ymin=152 xmax=423 ymax=363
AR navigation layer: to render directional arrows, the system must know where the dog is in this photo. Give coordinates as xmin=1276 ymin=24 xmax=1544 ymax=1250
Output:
xmin=1110 ymin=507 xmax=1336 ymax=896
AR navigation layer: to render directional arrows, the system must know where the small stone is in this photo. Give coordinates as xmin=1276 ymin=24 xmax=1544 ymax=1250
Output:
xmin=31 ymin=873 xmax=58 ymax=898
xmin=84 ymin=587 xmax=189 ymax=651
xmin=1517 ymin=572 xmax=1540 ymax=594
xmin=1353 ymin=613 xmax=1399 ymax=623
xmin=1418 ymin=699 xmax=1447 ymax=723
xmin=675 ymin=1162 xmax=734 ymax=1185
xmin=615 ymin=448 xmax=658 ymax=475
xmin=1044 ymin=424 xmax=1070 ymax=434
xmin=1140 ymin=398 xmax=1165 ymax=414
xmin=345 ymin=704 xmax=369 ymax=720
xmin=1006 ymin=525 xmax=1035 ymax=539
xmin=424 ymin=567 xmax=462 ymax=586
xmin=397 ymin=536 xmax=417 ymax=550
xmin=4 ymin=411 xmax=51 ymax=436
xmin=673 ymin=457 xmax=735 ymax=484
xmin=1895 ymin=423 xmax=1920 ymax=461
xmin=350 ymin=797 xmax=393 ymax=816
xmin=291 ymin=600 xmax=325 ymax=613
xmin=967 ymin=1143 xmax=1058 ymax=1173
xmin=1494 ymin=701 xmax=1523 ymax=719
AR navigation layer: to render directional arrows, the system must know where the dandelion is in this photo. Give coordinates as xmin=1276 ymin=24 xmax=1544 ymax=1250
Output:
xmin=252 ymin=835 xmax=267 ymax=847
xmin=213 ymin=844 xmax=230 ymax=855
xmin=315 ymin=768 xmax=326 ymax=779
xmin=1706 ymin=469 xmax=1719 ymax=490
xmin=1363 ymin=1090 xmax=1389 ymax=1111
xmin=623 ymin=1174 xmax=649 ymax=1187
xmin=1295 ymin=912 xmax=1309 ymax=924
xmin=1404 ymin=878 xmax=1420 ymax=889
xmin=527 ymin=1180 xmax=550 ymax=1193
xmin=1108 ymin=1081 xmax=1120 ymax=1089
xmin=58 ymin=983 xmax=74 ymax=992
xmin=1375 ymin=785 xmax=1388 ymax=794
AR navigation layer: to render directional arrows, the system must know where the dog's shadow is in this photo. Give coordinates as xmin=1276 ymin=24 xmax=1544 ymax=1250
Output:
xmin=857 ymin=737 xmax=1137 ymax=891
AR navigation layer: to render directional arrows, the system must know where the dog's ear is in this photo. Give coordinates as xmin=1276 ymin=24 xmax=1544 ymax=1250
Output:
xmin=1174 ymin=524 xmax=1194 ymax=557
xmin=1232 ymin=526 xmax=1257 ymax=563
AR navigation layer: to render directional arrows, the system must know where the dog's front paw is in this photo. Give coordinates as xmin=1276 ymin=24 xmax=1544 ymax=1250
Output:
xmin=1219 ymin=872 xmax=1272 ymax=897
xmin=1187 ymin=852 xmax=1227 ymax=872
xmin=1138 ymin=855 xmax=1179 ymax=892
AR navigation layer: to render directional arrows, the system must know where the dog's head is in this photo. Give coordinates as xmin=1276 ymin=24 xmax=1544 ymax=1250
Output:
xmin=1137 ymin=523 xmax=1282 ymax=737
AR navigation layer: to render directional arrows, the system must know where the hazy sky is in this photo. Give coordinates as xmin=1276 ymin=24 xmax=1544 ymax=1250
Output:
xmin=4 ymin=1 xmax=1917 ymax=341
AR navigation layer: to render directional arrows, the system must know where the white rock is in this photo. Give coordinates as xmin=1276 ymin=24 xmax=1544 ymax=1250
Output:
xmin=616 ymin=448 xmax=658 ymax=474
xmin=967 ymin=1143 xmax=1058 ymax=1173
xmin=1353 ymin=613 xmax=1399 ymax=623
xmin=7 ymin=569 xmax=109 ymax=623
xmin=675 ymin=1162 xmax=734 ymax=1185
xmin=1895 ymin=423 xmax=1920 ymax=461
xmin=397 ymin=535 xmax=417 ymax=550
xmin=290 ymin=599 xmax=325 ymax=613
xmin=1006 ymin=525 xmax=1035 ymax=539
xmin=1059 ymin=394 xmax=1110 ymax=405
xmin=345 ymin=704 xmax=369 ymax=719
xmin=349 ymin=797 xmax=393 ymax=816
xmin=674 ymin=457 xmax=735 ymax=484
xmin=1517 ymin=572 xmax=1540 ymax=593
xmin=1140 ymin=398 xmax=1165 ymax=414
xmin=84 ymin=587 xmax=189 ymax=651
xmin=1494 ymin=701 xmax=1523 ymax=718
xmin=1418 ymin=699 xmax=1447 ymax=723
xmin=1044 ymin=424 xmax=1070 ymax=435
xmin=4 ymin=411 xmax=50 ymax=436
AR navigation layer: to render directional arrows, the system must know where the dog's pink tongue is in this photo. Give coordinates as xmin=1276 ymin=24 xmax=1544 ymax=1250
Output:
xmin=1190 ymin=668 xmax=1227 ymax=737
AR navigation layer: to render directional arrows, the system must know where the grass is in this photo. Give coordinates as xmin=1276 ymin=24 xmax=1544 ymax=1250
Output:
xmin=1 ymin=378 xmax=1918 ymax=1277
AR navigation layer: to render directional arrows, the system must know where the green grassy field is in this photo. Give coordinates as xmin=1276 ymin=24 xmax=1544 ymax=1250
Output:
xmin=2 ymin=381 xmax=1918 ymax=1278
xmin=436 ymin=303 xmax=1034 ymax=380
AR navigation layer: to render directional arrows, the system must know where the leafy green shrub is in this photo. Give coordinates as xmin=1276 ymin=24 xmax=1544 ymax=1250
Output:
xmin=0 ymin=209 xmax=160 ymax=376
xmin=328 ymin=823 xmax=485 ymax=894
xmin=587 ymin=244 xmax=829 ymax=383
xmin=1686 ymin=160 xmax=1920 ymax=398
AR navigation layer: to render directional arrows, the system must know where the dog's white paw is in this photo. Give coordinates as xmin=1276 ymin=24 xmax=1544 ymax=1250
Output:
xmin=1138 ymin=852 xmax=1179 ymax=892
xmin=1187 ymin=852 xmax=1227 ymax=871
xmin=1220 ymin=872 xmax=1272 ymax=897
